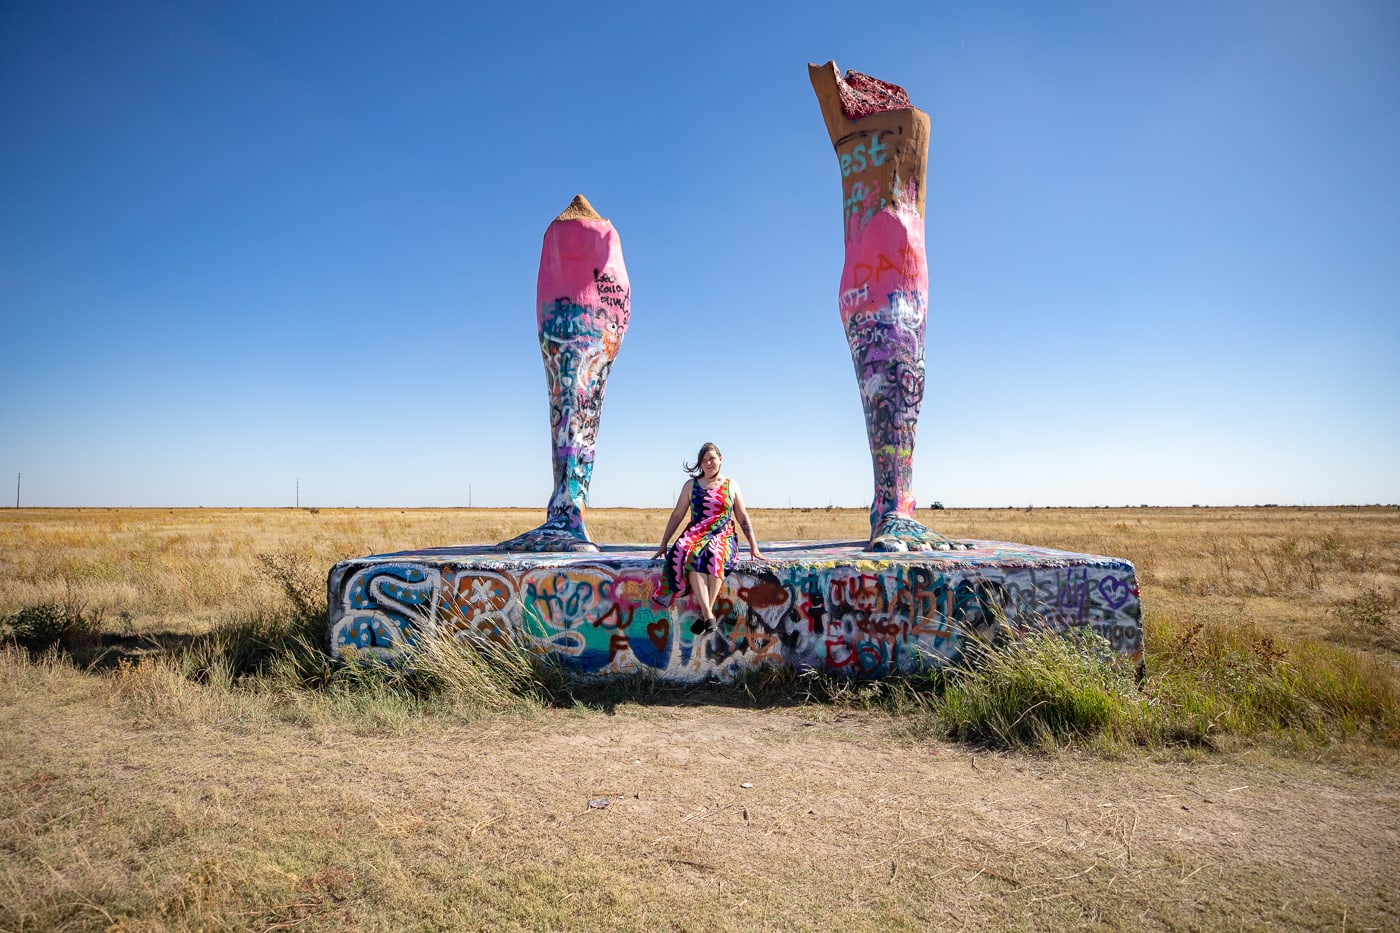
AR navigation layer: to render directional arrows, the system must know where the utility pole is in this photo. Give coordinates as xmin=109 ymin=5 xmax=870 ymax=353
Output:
xmin=469 ymin=484 xmax=472 ymax=508
xmin=14 ymin=473 xmax=18 ymax=508
xmin=296 ymin=479 xmax=299 ymax=509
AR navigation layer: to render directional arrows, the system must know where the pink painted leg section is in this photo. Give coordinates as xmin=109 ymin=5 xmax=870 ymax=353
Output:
xmin=841 ymin=208 xmax=952 ymax=551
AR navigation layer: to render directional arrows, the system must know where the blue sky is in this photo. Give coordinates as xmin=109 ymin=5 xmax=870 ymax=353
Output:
xmin=2 ymin=0 xmax=1397 ymax=509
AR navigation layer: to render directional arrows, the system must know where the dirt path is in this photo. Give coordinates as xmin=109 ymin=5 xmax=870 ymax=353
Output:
xmin=4 ymin=671 xmax=1398 ymax=931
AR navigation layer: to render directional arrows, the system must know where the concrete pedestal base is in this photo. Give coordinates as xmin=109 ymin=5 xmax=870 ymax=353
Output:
xmin=327 ymin=540 xmax=1140 ymax=683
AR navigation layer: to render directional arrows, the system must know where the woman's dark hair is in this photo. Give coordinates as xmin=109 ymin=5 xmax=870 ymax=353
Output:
xmin=683 ymin=442 xmax=721 ymax=478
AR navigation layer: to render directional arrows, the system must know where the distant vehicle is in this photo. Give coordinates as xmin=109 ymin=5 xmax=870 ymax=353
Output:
xmin=929 ymin=501 xmax=944 ymax=510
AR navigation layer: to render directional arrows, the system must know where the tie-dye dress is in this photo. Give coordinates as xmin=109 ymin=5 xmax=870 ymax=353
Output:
xmin=655 ymin=477 xmax=737 ymax=604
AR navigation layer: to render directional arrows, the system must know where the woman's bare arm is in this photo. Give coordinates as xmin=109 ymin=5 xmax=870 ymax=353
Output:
xmin=653 ymin=481 xmax=693 ymax=558
xmin=731 ymin=482 xmax=768 ymax=561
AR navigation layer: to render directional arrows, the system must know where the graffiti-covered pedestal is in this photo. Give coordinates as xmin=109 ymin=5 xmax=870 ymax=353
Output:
xmin=327 ymin=540 xmax=1141 ymax=683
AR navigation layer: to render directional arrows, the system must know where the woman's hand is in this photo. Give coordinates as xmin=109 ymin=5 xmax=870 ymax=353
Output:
xmin=749 ymin=547 xmax=770 ymax=562
xmin=652 ymin=544 xmax=668 ymax=559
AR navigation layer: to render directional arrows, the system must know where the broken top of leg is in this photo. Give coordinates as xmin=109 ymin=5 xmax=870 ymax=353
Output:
xmin=808 ymin=61 xmax=931 ymax=223
xmin=554 ymin=192 xmax=603 ymax=223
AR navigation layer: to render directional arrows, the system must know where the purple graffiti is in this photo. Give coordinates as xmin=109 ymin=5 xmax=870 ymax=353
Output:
xmin=1098 ymin=575 xmax=1132 ymax=610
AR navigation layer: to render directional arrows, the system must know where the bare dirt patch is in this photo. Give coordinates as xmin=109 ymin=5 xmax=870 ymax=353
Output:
xmin=4 ymin=663 xmax=1397 ymax=931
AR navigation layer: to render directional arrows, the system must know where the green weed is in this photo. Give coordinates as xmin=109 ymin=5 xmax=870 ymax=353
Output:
xmin=928 ymin=629 xmax=1153 ymax=750
xmin=1 ymin=593 xmax=103 ymax=660
xmin=1144 ymin=607 xmax=1400 ymax=744
xmin=1332 ymin=587 xmax=1399 ymax=652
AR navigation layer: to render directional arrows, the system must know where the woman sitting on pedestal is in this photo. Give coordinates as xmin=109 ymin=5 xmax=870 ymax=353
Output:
xmin=653 ymin=443 xmax=768 ymax=633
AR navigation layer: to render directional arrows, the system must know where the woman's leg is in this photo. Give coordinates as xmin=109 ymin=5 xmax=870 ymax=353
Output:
xmin=687 ymin=571 xmax=716 ymax=621
xmin=699 ymin=573 xmax=724 ymax=615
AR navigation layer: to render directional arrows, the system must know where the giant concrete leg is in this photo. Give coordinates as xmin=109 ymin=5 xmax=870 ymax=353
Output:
xmin=809 ymin=62 xmax=965 ymax=552
xmin=497 ymin=194 xmax=630 ymax=552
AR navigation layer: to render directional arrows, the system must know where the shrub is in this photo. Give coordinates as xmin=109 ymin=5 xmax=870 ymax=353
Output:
xmin=255 ymin=550 xmax=326 ymax=623
xmin=3 ymin=600 xmax=103 ymax=658
xmin=398 ymin=627 xmax=565 ymax=709
xmin=180 ymin=611 xmax=298 ymax=687
xmin=1143 ymin=607 xmax=1400 ymax=744
xmin=1333 ymin=588 xmax=1398 ymax=652
xmin=164 ymin=547 xmax=333 ymax=688
xmin=933 ymin=629 xmax=1154 ymax=750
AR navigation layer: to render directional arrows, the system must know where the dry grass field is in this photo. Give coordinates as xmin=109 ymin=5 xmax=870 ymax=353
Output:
xmin=2 ymin=506 xmax=1399 ymax=931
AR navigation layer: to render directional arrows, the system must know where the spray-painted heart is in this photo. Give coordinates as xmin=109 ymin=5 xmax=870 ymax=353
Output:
xmin=646 ymin=618 xmax=670 ymax=652
xmin=1098 ymin=575 xmax=1131 ymax=610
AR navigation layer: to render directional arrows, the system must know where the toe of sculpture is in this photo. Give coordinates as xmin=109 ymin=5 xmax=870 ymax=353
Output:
xmin=495 ymin=523 xmax=599 ymax=553
xmin=868 ymin=515 xmax=968 ymax=552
